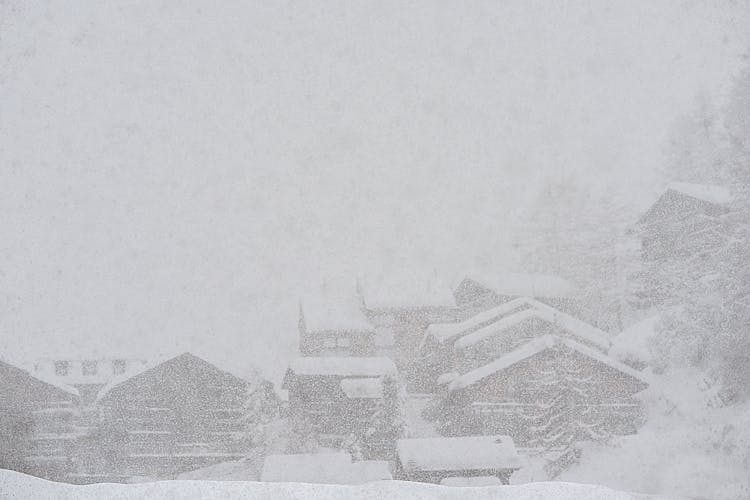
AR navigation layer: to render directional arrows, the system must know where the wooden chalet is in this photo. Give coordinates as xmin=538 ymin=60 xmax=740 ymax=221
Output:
xmin=298 ymin=293 xmax=377 ymax=357
xmin=358 ymin=270 xmax=459 ymax=375
xmin=282 ymin=356 xmax=397 ymax=449
xmin=91 ymin=352 xmax=271 ymax=480
xmin=637 ymin=182 xmax=731 ymax=262
xmin=395 ymin=435 xmax=521 ymax=484
xmin=437 ymin=335 xmax=649 ymax=447
xmin=416 ymin=297 xmax=608 ymax=392
xmin=0 ymin=356 xmax=80 ymax=481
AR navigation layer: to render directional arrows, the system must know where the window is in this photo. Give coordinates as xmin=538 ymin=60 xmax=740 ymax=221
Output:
xmin=112 ymin=359 xmax=127 ymax=375
xmin=54 ymin=361 xmax=69 ymax=377
xmin=82 ymin=360 xmax=98 ymax=376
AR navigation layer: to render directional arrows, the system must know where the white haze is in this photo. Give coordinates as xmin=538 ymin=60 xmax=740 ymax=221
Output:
xmin=1 ymin=0 xmax=749 ymax=381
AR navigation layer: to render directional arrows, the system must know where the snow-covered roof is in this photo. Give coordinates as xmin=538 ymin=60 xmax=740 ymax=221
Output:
xmin=440 ymin=476 xmax=503 ymax=486
xmin=0 ymin=355 xmax=79 ymax=398
xmin=448 ymin=298 xmax=610 ymax=351
xmin=300 ymin=286 xmax=374 ymax=334
xmin=424 ymin=297 xmax=533 ymax=345
xmin=261 ymin=453 xmax=392 ymax=484
xmin=397 ymin=435 xmax=521 ymax=472
xmin=287 ymin=356 xmax=397 ymax=378
xmin=340 ymin=377 xmax=384 ymax=398
xmin=359 ymin=270 xmax=456 ymax=310
xmin=96 ymin=352 xmax=257 ymax=402
xmin=435 ymin=372 xmax=459 ymax=386
xmin=449 ymin=335 xmax=650 ymax=392
xmin=667 ymin=182 xmax=732 ymax=205
xmin=463 ymin=272 xmax=577 ymax=298
xmin=609 ymin=315 xmax=661 ymax=365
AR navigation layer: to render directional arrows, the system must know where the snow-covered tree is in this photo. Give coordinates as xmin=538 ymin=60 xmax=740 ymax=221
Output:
xmin=363 ymin=375 xmax=405 ymax=459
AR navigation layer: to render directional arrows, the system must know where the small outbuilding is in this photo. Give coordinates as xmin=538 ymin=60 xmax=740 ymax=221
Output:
xmin=396 ymin=435 xmax=521 ymax=484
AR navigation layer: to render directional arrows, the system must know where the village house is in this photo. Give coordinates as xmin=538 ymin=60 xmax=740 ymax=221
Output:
xmin=282 ymin=356 xmax=397 ymax=451
xmin=637 ymin=182 xmax=731 ymax=262
xmin=357 ymin=270 xmax=460 ymax=378
xmin=435 ymin=334 xmax=649 ymax=447
xmin=416 ymin=297 xmax=609 ymax=392
xmin=260 ymin=452 xmax=392 ymax=484
xmin=88 ymin=352 xmax=274 ymax=481
xmin=0 ymin=356 xmax=80 ymax=481
xmin=298 ymin=291 xmax=377 ymax=357
xmin=395 ymin=435 xmax=521 ymax=484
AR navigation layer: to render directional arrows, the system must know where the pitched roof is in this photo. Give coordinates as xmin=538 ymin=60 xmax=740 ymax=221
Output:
xmin=287 ymin=356 xmax=397 ymax=378
xmin=424 ymin=297 xmax=533 ymax=345
xmin=667 ymin=182 xmax=732 ymax=205
xmin=96 ymin=352 xmax=251 ymax=402
xmin=359 ymin=270 xmax=456 ymax=310
xmin=300 ymin=282 xmax=374 ymax=334
xmin=453 ymin=301 xmax=611 ymax=351
xmin=397 ymin=435 xmax=521 ymax=472
xmin=0 ymin=356 xmax=79 ymax=399
xmin=448 ymin=335 xmax=650 ymax=392
xmin=260 ymin=453 xmax=392 ymax=483
xmin=462 ymin=272 xmax=577 ymax=298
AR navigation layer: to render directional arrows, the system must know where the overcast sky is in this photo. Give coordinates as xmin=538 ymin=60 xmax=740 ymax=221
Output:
xmin=1 ymin=1 xmax=749 ymax=381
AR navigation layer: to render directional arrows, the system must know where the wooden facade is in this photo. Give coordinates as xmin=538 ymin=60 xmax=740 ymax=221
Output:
xmin=0 ymin=357 xmax=80 ymax=481
xmin=436 ymin=338 xmax=648 ymax=448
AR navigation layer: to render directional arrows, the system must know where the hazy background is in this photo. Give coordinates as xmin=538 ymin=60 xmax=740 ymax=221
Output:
xmin=1 ymin=0 xmax=749 ymax=381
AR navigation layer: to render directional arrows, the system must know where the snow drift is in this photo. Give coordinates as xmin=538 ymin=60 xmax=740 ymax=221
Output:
xmin=0 ymin=469 xmax=683 ymax=499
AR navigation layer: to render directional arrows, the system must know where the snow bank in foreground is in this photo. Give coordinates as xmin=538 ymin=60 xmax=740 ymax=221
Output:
xmin=0 ymin=469 xmax=680 ymax=500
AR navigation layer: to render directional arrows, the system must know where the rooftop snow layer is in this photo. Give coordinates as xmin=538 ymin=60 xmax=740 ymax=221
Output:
xmin=449 ymin=335 xmax=650 ymax=392
xmin=424 ymin=297 xmax=533 ymax=344
xmin=667 ymin=182 xmax=732 ymax=205
xmin=287 ymin=356 xmax=397 ymax=377
xmin=359 ymin=270 xmax=456 ymax=309
xmin=397 ymin=435 xmax=521 ymax=472
xmin=340 ymin=377 xmax=384 ymax=398
xmin=300 ymin=284 xmax=374 ymax=333
xmin=453 ymin=302 xmax=611 ymax=351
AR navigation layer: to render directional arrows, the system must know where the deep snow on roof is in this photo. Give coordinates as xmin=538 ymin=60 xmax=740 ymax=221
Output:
xmin=287 ymin=356 xmax=397 ymax=377
xmin=424 ymin=297 xmax=533 ymax=344
xmin=359 ymin=270 xmax=456 ymax=309
xmin=449 ymin=335 xmax=650 ymax=392
xmin=453 ymin=301 xmax=611 ymax=351
xmin=340 ymin=377 xmax=384 ymax=398
xmin=464 ymin=272 xmax=577 ymax=298
xmin=397 ymin=435 xmax=521 ymax=472
xmin=667 ymin=182 xmax=732 ymax=205
xmin=261 ymin=453 xmax=392 ymax=484
xmin=300 ymin=284 xmax=374 ymax=333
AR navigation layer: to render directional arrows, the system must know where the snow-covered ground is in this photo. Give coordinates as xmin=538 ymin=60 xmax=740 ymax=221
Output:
xmin=0 ymin=469 xmax=683 ymax=500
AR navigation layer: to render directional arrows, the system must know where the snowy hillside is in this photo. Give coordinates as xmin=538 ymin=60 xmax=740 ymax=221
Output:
xmin=0 ymin=469 xmax=682 ymax=500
